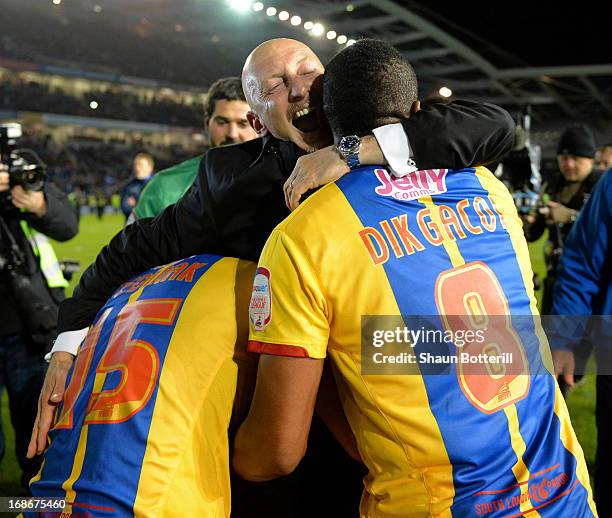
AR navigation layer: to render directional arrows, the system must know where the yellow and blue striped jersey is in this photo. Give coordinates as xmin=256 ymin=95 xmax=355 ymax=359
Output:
xmin=29 ymin=254 xmax=255 ymax=518
xmin=248 ymin=166 xmax=597 ymax=518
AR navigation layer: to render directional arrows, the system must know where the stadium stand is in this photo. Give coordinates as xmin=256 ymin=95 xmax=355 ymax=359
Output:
xmin=18 ymin=130 xmax=198 ymax=197
xmin=0 ymin=75 xmax=203 ymax=127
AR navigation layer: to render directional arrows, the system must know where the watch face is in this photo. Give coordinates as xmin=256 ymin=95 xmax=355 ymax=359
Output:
xmin=339 ymin=135 xmax=361 ymax=154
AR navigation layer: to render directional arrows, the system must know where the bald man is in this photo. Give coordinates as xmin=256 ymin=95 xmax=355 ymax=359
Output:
xmin=241 ymin=39 xmax=332 ymax=154
xmin=36 ymin=38 xmax=514 ymax=517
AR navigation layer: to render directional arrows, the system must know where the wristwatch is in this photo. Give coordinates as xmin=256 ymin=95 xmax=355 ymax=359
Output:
xmin=336 ymin=135 xmax=362 ymax=170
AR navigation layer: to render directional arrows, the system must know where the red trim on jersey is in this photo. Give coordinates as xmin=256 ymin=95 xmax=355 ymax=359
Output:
xmin=248 ymin=340 xmax=310 ymax=358
xmin=69 ymin=501 xmax=117 ymax=512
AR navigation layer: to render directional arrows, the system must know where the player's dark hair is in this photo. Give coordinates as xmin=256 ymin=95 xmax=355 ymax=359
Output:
xmin=323 ymin=39 xmax=418 ymax=139
xmin=205 ymin=77 xmax=247 ymax=117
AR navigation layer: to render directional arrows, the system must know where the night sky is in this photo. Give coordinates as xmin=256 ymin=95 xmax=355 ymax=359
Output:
xmin=402 ymin=1 xmax=612 ymax=67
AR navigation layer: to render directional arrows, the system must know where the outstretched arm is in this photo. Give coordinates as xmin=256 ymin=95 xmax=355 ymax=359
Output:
xmin=57 ymin=157 xmax=219 ymax=340
xmin=285 ymin=100 xmax=515 ymax=210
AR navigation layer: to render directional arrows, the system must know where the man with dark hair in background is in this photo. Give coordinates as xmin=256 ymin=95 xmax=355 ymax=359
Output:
xmin=120 ymin=152 xmax=154 ymax=220
xmin=134 ymin=77 xmax=257 ymax=220
xmin=235 ymin=38 xmax=596 ymax=518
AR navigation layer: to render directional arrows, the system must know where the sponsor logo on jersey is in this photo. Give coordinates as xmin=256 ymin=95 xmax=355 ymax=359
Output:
xmin=250 ymin=267 xmax=272 ymax=331
xmin=374 ymin=168 xmax=448 ymax=201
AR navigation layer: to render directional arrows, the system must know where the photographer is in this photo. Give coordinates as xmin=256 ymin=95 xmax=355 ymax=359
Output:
xmin=0 ymin=124 xmax=78 ymax=488
xmin=524 ymin=125 xmax=602 ymax=314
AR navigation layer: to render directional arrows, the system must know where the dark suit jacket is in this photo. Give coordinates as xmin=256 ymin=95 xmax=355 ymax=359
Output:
xmin=58 ymin=100 xmax=515 ymax=332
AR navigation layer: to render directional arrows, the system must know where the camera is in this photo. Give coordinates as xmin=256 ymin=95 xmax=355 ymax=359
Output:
xmin=0 ymin=122 xmax=46 ymax=192
xmin=60 ymin=259 xmax=80 ymax=281
xmin=493 ymin=109 xmax=542 ymax=215
xmin=495 ymin=146 xmax=542 ymax=215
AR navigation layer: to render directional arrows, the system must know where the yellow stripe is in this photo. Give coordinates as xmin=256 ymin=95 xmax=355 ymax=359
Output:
xmin=504 ymin=405 xmax=540 ymax=516
xmin=473 ymin=167 xmax=554 ymax=374
xmin=53 ymin=274 xmax=146 ymax=511
xmin=133 ymin=258 xmax=254 ymax=517
xmin=60 ymin=354 xmax=109 ymax=512
xmin=553 ymin=384 xmax=598 ymax=517
xmin=420 ymin=195 xmax=464 ymax=268
xmin=128 ymin=285 xmax=145 ymax=304
xmin=473 ymin=169 xmax=538 ymax=314
xmin=60 ymin=425 xmax=89 ymax=514
xmin=425 ymin=175 xmax=538 ymax=514
xmin=29 ymin=458 xmax=45 ymax=486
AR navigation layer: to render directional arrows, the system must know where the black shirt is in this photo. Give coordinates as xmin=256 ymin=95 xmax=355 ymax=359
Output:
xmin=59 ymin=100 xmax=515 ymax=333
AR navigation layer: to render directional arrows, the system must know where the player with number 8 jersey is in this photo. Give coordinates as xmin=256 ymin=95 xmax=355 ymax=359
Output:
xmin=27 ymin=254 xmax=256 ymax=517
xmin=247 ymin=163 xmax=597 ymax=517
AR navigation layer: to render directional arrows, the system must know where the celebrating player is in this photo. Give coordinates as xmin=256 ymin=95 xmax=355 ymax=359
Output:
xmin=27 ymin=255 xmax=256 ymax=517
xmin=234 ymin=40 xmax=597 ymax=517
xmin=33 ymin=37 xmax=516 ymax=518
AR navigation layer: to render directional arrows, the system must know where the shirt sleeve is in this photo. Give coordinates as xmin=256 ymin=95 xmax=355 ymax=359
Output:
xmin=549 ymin=171 xmax=611 ymax=350
xmin=372 ymin=123 xmax=418 ymax=178
xmin=397 ymin=100 xmax=515 ymax=171
xmin=45 ymin=327 xmax=89 ymax=360
xmin=27 ymin=183 xmax=79 ymax=242
xmin=134 ymin=180 xmax=156 ymax=219
xmin=248 ymin=229 xmax=329 ymax=359
xmin=552 ymin=171 xmax=610 ymax=317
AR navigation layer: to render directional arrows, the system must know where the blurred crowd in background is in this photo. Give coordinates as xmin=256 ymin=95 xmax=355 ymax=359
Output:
xmin=0 ymin=78 xmax=203 ymax=127
xmin=18 ymin=130 xmax=197 ymax=211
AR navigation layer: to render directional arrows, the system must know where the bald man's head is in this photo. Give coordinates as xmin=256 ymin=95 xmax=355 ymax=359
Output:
xmin=242 ymin=38 xmax=330 ymax=152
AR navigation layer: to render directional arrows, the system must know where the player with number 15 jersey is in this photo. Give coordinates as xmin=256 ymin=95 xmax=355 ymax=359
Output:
xmin=28 ymin=254 xmax=256 ymax=518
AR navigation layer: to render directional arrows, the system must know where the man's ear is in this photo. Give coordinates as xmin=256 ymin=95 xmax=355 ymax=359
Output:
xmin=204 ymin=113 xmax=210 ymax=130
xmin=247 ymin=111 xmax=268 ymax=137
xmin=410 ymin=100 xmax=421 ymax=117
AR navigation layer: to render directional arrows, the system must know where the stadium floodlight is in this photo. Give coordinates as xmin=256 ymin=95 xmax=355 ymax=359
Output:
xmin=311 ymin=23 xmax=325 ymax=37
xmin=250 ymin=3 xmax=343 ymax=49
xmin=439 ymin=86 xmax=453 ymax=98
xmin=93 ymin=4 xmax=102 ymax=13
xmin=228 ymin=0 xmax=252 ymax=11
xmin=346 ymin=4 xmax=355 ymax=12
xmin=346 ymin=39 xmax=356 ymax=46
xmin=89 ymin=101 xmax=99 ymax=110
xmin=52 ymin=0 xmax=61 ymax=5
